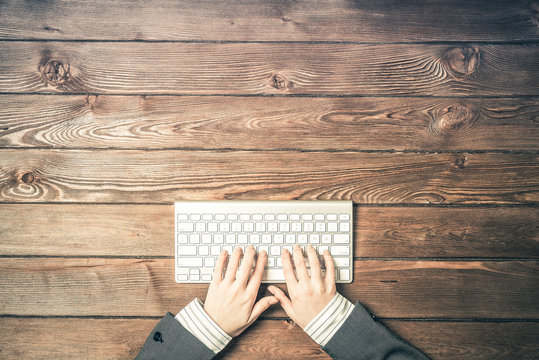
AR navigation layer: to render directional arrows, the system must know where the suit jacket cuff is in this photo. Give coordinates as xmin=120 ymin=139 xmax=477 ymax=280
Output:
xmin=303 ymin=293 xmax=355 ymax=346
xmin=175 ymin=298 xmax=232 ymax=354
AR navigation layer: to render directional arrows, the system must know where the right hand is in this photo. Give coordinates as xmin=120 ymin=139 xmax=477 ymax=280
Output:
xmin=268 ymin=245 xmax=337 ymax=328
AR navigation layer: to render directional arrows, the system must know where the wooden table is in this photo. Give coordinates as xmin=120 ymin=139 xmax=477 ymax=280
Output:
xmin=1 ymin=1 xmax=538 ymax=358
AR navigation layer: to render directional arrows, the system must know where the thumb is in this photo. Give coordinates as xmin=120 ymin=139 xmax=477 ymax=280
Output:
xmin=267 ymin=286 xmax=296 ymax=319
xmin=247 ymin=296 xmax=278 ymax=325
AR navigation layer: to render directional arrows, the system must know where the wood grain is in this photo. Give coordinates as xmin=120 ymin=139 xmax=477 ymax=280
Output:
xmin=0 ymin=150 xmax=536 ymax=204
xmin=0 ymin=258 xmax=536 ymax=318
xmin=1 ymin=0 xmax=537 ymax=42
xmin=2 ymin=318 xmax=537 ymax=359
xmin=1 ymin=95 xmax=538 ymax=151
xmin=1 ymin=42 xmax=538 ymax=96
xmin=1 ymin=204 xmax=537 ymax=258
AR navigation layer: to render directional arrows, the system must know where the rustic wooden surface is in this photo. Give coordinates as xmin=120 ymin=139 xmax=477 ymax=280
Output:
xmin=0 ymin=0 xmax=537 ymax=359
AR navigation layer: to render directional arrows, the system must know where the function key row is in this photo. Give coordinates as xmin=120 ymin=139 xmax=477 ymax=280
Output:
xmin=178 ymin=213 xmax=350 ymax=222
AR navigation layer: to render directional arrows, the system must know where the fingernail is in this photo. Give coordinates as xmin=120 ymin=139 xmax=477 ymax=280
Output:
xmin=261 ymin=250 xmax=267 ymax=257
xmin=267 ymin=286 xmax=275 ymax=294
xmin=282 ymin=248 xmax=289 ymax=255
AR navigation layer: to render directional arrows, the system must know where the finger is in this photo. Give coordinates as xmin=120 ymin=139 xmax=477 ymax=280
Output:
xmin=267 ymin=285 xmax=296 ymax=320
xmin=292 ymin=245 xmax=309 ymax=282
xmin=306 ymin=245 xmax=322 ymax=281
xmin=247 ymin=249 xmax=267 ymax=293
xmin=212 ymin=250 xmax=228 ymax=283
xmin=282 ymin=248 xmax=298 ymax=289
xmin=247 ymin=295 xmax=278 ymax=325
xmin=323 ymin=250 xmax=336 ymax=289
xmin=237 ymin=245 xmax=256 ymax=285
xmin=224 ymin=247 xmax=242 ymax=282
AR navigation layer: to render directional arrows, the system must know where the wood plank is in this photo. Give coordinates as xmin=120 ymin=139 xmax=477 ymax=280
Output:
xmin=2 ymin=318 xmax=537 ymax=360
xmin=0 ymin=258 xmax=536 ymax=318
xmin=1 ymin=95 xmax=538 ymax=151
xmin=1 ymin=204 xmax=537 ymax=258
xmin=0 ymin=150 xmax=536 ymax=204
xmin=1 ymin=0 xmax=537 ymax=42
xmin=1 ymin=42 xmax=538 ymax=96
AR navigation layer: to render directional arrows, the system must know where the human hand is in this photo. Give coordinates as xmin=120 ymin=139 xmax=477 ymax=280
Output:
xmin=268 ymin=245 xmax=336 ymax=328
xmin=204 ymin=245 xmax=278 ymax=337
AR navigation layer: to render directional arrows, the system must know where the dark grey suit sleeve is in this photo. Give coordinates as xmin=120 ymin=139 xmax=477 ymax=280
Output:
xmin=322 ymin=302 xmax=430 ymax=360
xmin=135 ymin=312 xmax=215 ymax=360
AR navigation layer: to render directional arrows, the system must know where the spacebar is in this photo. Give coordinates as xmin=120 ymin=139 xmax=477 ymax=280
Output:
xmin=262 ymin=269 xmax=285 ymax=281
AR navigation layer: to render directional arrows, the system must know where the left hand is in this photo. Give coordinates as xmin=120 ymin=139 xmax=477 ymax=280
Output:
xmin=204 ymin=245 xmax=278 ymax=337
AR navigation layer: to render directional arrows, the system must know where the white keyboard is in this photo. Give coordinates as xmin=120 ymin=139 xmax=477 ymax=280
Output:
xmin=175 ymin=201 xmax=353 ymax=283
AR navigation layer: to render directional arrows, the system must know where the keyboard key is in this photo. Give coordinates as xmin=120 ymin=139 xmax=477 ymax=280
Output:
xmin=274 ymin=234 xmax=284 ymax=243
xmin=267 ymin=222 xmax=278 ymax=232
xmin=214 ymin=234 xmax=224 ymax=243
xmin=231 ymin=222 xmax=242 ymax=232
xmin=339 ymin=222 xmax=350 ymax=232
xmin=270 ymin=246 xmax=281 ymax=256
xmin=223 ymin=245 xmax=233 ymax=253
xmin=334 ymin=234 xmax=350 ymax=243
xmin=177 ymin=222 xmax=194 ymax=232
xmin=238 ymin=234 xmax=248 ymax=244
xmin=201 ymin=268 xmax=213 ymax=275
xmin=190 ymin=269 xmax=200 ymax=275
xmin=177 ymin=234 xmax=188 ymax=244
xmin=199 ymin=246 xmax=209 ymax=256
xmin=205 ymin=257 xmax=215 ymax=267
xmin=327 ymin=222 xmax=338 ymax=232
xmin=315 ymin=214 xmax=325 ymax=220
xmin=303 ymin=222 xmax=314 ymax=232
xmin=279 ymin=222 xmax=290 ymax=232
xmin=339 ymin=214 xmax=350 ymax=221
xmin=201 ymin=274 xmax=212 ymax=281
xmin=250 ymin=234 xmax=260 ymax=243
xmin=190 ymin=274 xmax=200 ymax=281
xmin=322 ymin=234 xmax=332 ymax=244
xmin=339 ymin=269 xmax=350 ymax=281
xmin=244 ymin=222 xmax=254 ymax=232
xmin=215 ymin=214 xmax=226 ymax=220
xmin=315 ymin=222 xmax=326 ymax=232
xmin=259 ymin=245 xmax=269 ymax=254
xmin=255 ymin=222 xmax=266 ymax=232
xmin=225 ymin=234 xmax=236 ymax=243
xmin=178 ymin=245 xmax=197 ymax=256
xmin=267 ymin=257 xmax=275 ymax=267
xmin=177 ymin=214 xmax=188 ymax=221
xmin=219 ymin=222 xmax=230 ymax=232
xmin=327 ymin=214 xmax=338 ymax=220
xmin=207 ymin=222 xmax=218 ymax=232
xmin=190 ymin=214 xmax=201 ymax=221
xmin=177 ymin=258 xmax=203 ymax=267
xmin=227 ymin=214 xmax=238 ymax=220
xmin=331 ymin=246 xmax=350 ymax=256
xmin=262 ymin=269 xmax=285 ymax=281
xmin=301 ymin=214 xmax=313 ymax=220
xmin=309 ymin=234 xmax=320 ymax=243
xmin=318 ymin=245 xmax=329 ymax=255
xmin=202 ymin=214 xmax=213 ymax=221
xmin=195 ymin=222 xmax=205 ymax=232
xmin=285 ymin=234 xmax=296 ymax=243
xmin=253 ymin=214 xmax=263 ymax=221
xmin=201 ymin=234 xmax=212 ymax=244
xmin=264 ymin=214 xmax=275 ymax=221
xmin=177 ymin=274 xmax=188 ymax=281
xmin=211 ymin=246 xmax=221 ymax=255
xmin=239 ymin=214 xmax=250 ymax=221
xmin=291 ymin=222 xmax=302 ymax=232
xmin=189 ymin=234 xmax=200 ymax=244
xmin=290 ymin=214 xmax=300 ymax=221
xmin=277 ymin=214 xmax=287 ymax=221
xmin=261 ymin=234 xmax=272 ymax=243
xmin=298 ymin=234 xmax=308 ymax=244
xmin=333 ymin=257 xmax=350 ymax=267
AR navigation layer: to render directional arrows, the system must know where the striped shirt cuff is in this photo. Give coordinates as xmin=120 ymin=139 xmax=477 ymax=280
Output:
xmin=175 ymin=298 xmax=232 ymax=354
xmin=303 ymin=293 xmax=354 ymax=347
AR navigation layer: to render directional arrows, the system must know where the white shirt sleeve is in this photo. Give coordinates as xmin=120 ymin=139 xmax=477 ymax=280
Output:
xmin=303 ymin=293 xmax=355 ymax=347
xmin=175 ymin=298 xmax=232 ymax=354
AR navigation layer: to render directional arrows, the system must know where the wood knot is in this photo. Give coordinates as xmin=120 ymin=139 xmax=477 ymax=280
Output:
xmin=429 ymin=103 xmax=478 ymax=134
xmin=270 ymin=74 xmax=289 ymax=90
xmin=21 ymin=172 xmax=35 ymax=184
xmin=532 ymin=2 xmax=539 ymax=25
xmin=42 ymin=60 xmax=70 ymax=85
xmin=284 ymin=319 xmax=295 ymax=327
xmin=442 ymin=46 xmax=480 ymax=78
xmin=454 ymin=155 xmax=468 ymax=169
